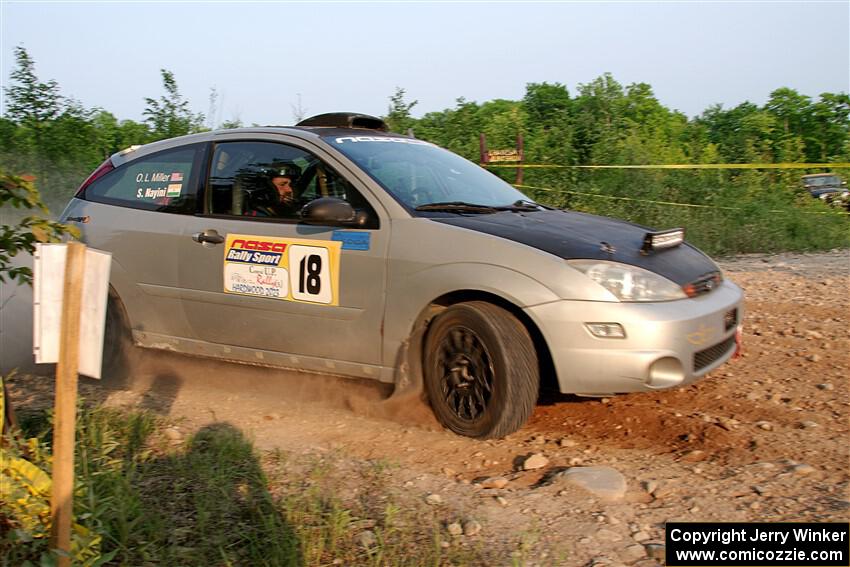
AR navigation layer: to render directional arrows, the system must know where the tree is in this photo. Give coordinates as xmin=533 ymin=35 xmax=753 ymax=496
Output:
xmin=143 ymin=69 xmax=204 ymax=140
xmin=385 ymin=87 xmax=418 ymax=134
xmin=4 ymin=46 xmax=63 ymax=129
xmin=523 ymin=82 xmax=571 ymax=125
xmin=0 ymin=170 xmax=78 ymax=285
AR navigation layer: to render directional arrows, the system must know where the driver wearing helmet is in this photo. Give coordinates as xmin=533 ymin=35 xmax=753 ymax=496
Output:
xmin=247 ymin=162 xmax=301 ymax=217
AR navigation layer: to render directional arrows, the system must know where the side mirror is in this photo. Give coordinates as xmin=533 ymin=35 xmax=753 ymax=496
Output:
xmin=300 ymin=197 xmax=372 ymax=228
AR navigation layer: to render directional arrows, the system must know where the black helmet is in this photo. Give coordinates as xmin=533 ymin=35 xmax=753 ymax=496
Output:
xmin=266 ymin=162 xmax=300 ymax=182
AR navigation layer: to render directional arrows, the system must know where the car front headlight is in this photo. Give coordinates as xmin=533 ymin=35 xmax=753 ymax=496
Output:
xmin=567 ymin=260 xmax=686 ymax=302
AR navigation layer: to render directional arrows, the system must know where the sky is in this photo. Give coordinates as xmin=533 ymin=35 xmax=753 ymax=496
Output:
xmin=0 ymin=1 xmax=848 ymax=128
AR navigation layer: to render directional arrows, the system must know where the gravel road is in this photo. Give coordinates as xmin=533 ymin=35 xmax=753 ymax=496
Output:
xmin=8 ymin=249 xmax=849 ymax=566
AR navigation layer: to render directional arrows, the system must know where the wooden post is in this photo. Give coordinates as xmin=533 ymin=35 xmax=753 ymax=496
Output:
xmin=479 ymin=133 xmax=489 ymax=165
xmin=516 ymin=134 xmax=524 ymax=185
xmin=49 ymin=241 xmax=86 ymax=566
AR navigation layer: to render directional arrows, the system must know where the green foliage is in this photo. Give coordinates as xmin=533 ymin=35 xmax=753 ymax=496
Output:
xmin=4 ymin=402 xmax=478 ymax=566
xmin=143 ymin=69 xmax=205 ymax=140
xmin=1 ymin=47 xmax=847 ymax=255
xmin=392 ymin=78 xmax=849 ymax=254
xmin=0 ymin=376 xmax=106 ymax=567
xmin=384 ymin=87 xmax=418 ymax=135
xmin=0 ymin=170 xmax=78 ymax=284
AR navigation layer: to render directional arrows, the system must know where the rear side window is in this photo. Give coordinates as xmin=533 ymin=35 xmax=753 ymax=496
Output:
xmin=82 ymin=144 xmax=203 ymax=213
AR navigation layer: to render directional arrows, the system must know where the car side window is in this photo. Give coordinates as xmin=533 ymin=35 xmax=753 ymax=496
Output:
xmin=207 ymin=141 xmax=375 ymax=223
xmin=83 ymin=145 xmax=202 ymax=213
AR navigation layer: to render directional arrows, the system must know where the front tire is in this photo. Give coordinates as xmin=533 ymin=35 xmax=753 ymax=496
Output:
xmin=423 ymin=302 xmax=538 ymax=439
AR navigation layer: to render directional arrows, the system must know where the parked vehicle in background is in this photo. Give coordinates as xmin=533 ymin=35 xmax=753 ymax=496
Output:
xmin=801 ymin=173 xmax=849 ymax=209
xmin=60 ymin=113 xmax=743 ymax=439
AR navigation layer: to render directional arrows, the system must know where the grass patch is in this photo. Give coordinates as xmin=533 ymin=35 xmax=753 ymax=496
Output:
xmin=3 ymin=404 xmax=485 ymax=566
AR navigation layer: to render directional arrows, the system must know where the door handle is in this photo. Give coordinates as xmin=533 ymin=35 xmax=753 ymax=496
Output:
xmin=192 ymin=230 xmax=225 ymax=245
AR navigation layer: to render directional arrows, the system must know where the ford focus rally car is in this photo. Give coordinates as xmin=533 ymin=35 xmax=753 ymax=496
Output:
xmin=61 ymin=112 xmax=743 ymax=439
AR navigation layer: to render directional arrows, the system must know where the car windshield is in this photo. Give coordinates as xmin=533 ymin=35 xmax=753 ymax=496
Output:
xmin=805 ymin=175 xmax=841 ymax=187
xmin=326 ymin=135 xmax=533 ymax=210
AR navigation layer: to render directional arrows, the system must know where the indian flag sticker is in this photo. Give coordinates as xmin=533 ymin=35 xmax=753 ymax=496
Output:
xmin=166 ymin=183 xmax=183 ymax=197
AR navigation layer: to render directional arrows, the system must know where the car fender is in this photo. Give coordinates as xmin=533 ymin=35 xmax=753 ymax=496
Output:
xmin=381 ymin=262 xmax=559 ymax=371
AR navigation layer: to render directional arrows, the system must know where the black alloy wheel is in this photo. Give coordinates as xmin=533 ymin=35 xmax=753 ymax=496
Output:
xmin=435 ymin=326 xmax=495 ymax=422
xmin=423 ymin=301 xmax=539 ymax=439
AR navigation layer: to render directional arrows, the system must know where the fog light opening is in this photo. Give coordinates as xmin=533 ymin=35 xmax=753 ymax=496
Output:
xmin=647 ymin=357 xmax=684 ymax=388
xmin=585 ymin=322 xmax=626 ymax=339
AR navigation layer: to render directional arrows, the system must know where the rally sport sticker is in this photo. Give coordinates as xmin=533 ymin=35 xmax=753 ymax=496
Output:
xmin=223 ymin=234 xmax=341 ymax=305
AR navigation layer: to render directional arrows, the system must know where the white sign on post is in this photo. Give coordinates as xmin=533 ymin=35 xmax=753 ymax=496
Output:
xmin=33 ymin=243 xmax=112 ymax=379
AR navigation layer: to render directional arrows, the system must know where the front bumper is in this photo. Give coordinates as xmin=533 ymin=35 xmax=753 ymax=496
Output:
xmin=526 ymin=280 xmax=744 ymax=394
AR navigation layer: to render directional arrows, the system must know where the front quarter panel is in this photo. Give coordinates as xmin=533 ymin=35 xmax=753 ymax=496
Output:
xmin=381 ymin=218 xmax=613 ymax=369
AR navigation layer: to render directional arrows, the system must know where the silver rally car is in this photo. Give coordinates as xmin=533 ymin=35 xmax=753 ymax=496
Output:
xmin=61 ymin=112 xmax=743 ymax=439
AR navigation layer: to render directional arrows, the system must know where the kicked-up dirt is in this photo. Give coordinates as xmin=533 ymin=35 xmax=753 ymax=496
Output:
xmin=7 ymin=249 xmax=849 ymax=566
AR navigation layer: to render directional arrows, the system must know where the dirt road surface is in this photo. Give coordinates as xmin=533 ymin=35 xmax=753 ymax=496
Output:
xmin=8 ymin=249 xmax=849 ymax=566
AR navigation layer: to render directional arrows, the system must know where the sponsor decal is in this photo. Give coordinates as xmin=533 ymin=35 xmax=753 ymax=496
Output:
xmin=334 ymin=136 xmax=432 ymax=146
xmin=133 ymin=166 xmax=191 ymax=201
xmin=332 ymin=230 xmax=370 ymax=251
xmin=223 ymin=234 xmax=341 ymax=305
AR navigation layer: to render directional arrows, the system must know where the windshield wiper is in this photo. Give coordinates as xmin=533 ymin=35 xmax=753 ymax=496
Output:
xmin=414 ymin=201 xmax=498 ymax=214
xmin=492 ymin=199 xmax=548 ymax=212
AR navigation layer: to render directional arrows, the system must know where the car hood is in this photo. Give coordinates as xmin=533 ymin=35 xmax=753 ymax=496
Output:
xmin=432 ymin=209 xmax=718 ymax=286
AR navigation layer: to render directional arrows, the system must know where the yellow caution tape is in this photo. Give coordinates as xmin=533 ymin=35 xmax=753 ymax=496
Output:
xmin=489 ymin=162 xmax=850 ymax=170
xmin=513 ymin=183 xmax=850 ymax=216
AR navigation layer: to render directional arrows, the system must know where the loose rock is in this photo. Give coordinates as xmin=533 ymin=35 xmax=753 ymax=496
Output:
xmin=620 ymin=544 xmax=647 ymax=562
xmin=523 ymin=453 xmax=549 ymax=470
xmin=644 ymin=542 xmax=665 ymax=560
xmin=446 ymin=522 xmax=463 ymax=536
xmin=682 ymin=450 xmax=707 ymax=462
xmin=555 ymin=466 xmax=628 ymax=502
xmin=425 ymin=493 xmax=443 ymax=505
xmin=463 ymin=519 xmax=482 ymax=536
xmin=164 ymin=427 xmax=182 ymax=441
xmin=791 ymin=464 xmax=816 ymax=476
xmin=479 ymin=476 xmax=509 ymax=489
xmin=358 ymin=530 xmax=376 ymax=548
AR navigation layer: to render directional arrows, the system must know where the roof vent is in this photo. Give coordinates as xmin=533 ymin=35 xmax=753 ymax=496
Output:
xmin=296 ymin=112 xmax=388 ymax=131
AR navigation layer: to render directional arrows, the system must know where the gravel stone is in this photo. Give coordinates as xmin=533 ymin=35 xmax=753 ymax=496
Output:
xmin=644 ymin=542 xmax=665 ymax=560
xmin=358 ymin=530 xmax=376 ymax=548
xmin=463 ymin=519 xmax=482 ymax=536
xmin=425 ymin=493 xmax=443 ymax=505
xmin=620 ymin=544 xmax=647 ymax=562
xmin=523 ymin=453 xmax=549 ymax=470
xmin=554 ymin=466 xmax=628 ymax=502
xmin=446 ymin=522 xmax=463 ymax=536
xmin=791 ymin=464 xmax=817 ymax=476
xmin=479 ymin=476 xmax=509 ymax=489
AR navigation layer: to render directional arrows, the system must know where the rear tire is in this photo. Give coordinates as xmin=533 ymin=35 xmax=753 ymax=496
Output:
xmin=423 ymin=301 xmax=538 ymax=439
xmin=100 ymin=294 xmax=133 ymax=385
